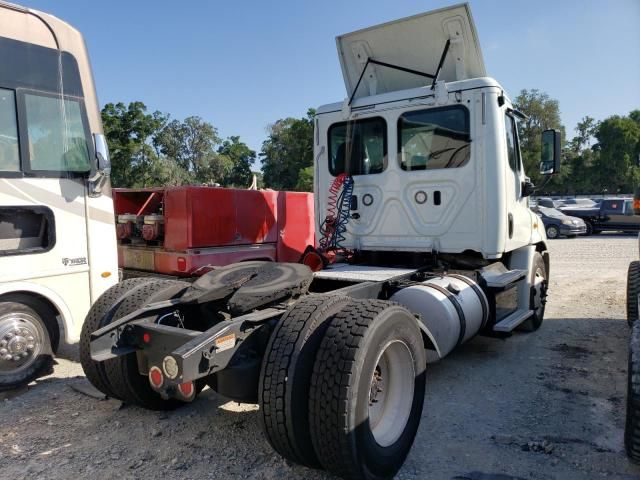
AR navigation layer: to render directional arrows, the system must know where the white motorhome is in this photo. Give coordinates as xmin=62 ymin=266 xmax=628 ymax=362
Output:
xmin=0 ymin=2 xmax=117 ymax=389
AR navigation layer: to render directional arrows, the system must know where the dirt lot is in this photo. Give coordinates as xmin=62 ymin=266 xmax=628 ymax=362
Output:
xmin=1 ymin=234 xmax=639 ymax=480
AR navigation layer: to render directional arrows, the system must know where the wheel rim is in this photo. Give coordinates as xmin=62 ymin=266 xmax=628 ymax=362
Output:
xmin=546 ymin=227 xmax=558 ymax=239
xmin=532 ymin=266 xmax=547 ymax=315
xmin=0 ymin=312 xmax=45 ymax=375
xmin=368 ymin=340 xmax=415 ymax=447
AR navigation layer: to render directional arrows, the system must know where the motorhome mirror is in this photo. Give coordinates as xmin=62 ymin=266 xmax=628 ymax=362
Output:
xmin=94 ymin=133 xmax=111 ymax=175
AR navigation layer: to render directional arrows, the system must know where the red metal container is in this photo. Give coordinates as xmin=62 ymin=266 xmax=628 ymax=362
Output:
xmin=113 ymin=187 xmax=315 ymax=276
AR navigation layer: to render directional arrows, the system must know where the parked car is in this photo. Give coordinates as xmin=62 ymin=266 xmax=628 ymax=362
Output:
xmin=560 ymin=198 xmax=597 ymax=208
xmin=536 ymin=197 xmax=563 ymax=208
xmin=561 ymin=198 xmax=640 ymax=235
xmin=532 ymin=206 xmax=587 ymax=239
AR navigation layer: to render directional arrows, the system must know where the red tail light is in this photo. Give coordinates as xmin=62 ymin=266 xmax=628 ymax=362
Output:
xmin=178 ymin=382 xmax=194 ymax=397
xmin=148 ymin=366 xmax=164 ymax=389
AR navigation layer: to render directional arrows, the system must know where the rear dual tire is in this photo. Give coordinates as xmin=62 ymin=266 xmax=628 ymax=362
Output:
xmin=626 ymin=320 xmax=640 ymax=462
xmin=259 ymin=298 xmax=427 ymax=479
xmin=79 ymin=278 xmax=194 ymax=410
xmin=258 ymin=295 xmax=353 ymax=467
xmin=628 ymin=261 xmax=640 ymax=327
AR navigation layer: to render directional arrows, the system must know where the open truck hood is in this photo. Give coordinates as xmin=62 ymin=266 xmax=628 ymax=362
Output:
xmin=336 ymin=3 xmax=486 ymax=101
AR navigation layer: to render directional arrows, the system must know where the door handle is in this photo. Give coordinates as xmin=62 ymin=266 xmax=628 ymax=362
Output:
xmin=508 ymin=213 xmax=514 ymax=239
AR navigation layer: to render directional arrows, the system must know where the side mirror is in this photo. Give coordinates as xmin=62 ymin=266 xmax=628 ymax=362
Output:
xmin=94 ymin=133 xmax=111 ymax=175
xmin=540 ymin=129 xmax=561 ymax=175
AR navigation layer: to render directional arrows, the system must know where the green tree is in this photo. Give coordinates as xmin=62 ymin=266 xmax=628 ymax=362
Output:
xmin=154 ymin=116 xmax=228 ymax=184
xmin=218 ymin=136 xmax=256 ymax=187
xmin=563 ymin=116 xmax=598 ymax=194
xmin=593 ymin=111 xmax=640 ymax=192
xmin=295 ymin=165 xmax=314 ymax=192
xmin=101 ymin=101 xmax=167 ymax=187
xmin=260 ymin=109 xmax=315 ymax=190
xmin=513 ymin=89 xmax=564 ymax=186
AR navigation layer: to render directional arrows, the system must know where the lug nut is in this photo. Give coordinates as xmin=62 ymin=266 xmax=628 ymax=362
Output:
xmin=2 ymin=354 xmax=12 ymax=361
xmin=21 ymin=352 xmax=29 ymax=358
xmin=0 ymin=348 xmax=6 ymax=355
xmin=27 ymin=336 xmax=34 ymax=342
xmin=5 ymin=333 xmax=13 ymax=339
xmin=0 ymin=340 xmax=6 ymax=347
xmin=27 ymin=344 xmax=34 ymax=350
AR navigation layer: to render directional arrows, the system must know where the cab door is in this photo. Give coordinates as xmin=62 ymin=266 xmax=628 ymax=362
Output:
xmin=503 ymin=111 xmax=532 ymax=250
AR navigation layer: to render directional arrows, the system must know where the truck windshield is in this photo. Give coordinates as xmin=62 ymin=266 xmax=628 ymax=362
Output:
xmin=398 ymin=105 xmax=470 ymax=170
xmin=328 ymin=117 xmax=386 ymax=176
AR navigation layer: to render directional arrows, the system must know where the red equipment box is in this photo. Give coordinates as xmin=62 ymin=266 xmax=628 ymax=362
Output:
xmin=113 ymin=187 xmax=315 ymax=276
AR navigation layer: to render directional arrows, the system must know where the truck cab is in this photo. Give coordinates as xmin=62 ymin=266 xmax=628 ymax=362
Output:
xmin=313 ymin=4 xmax=549 ymax=264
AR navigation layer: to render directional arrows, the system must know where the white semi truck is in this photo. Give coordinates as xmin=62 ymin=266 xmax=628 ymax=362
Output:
xmin=0 ymin=1 xmax=117 ymax=390
xmin=81 ymin=4 xmax=559 ymax=479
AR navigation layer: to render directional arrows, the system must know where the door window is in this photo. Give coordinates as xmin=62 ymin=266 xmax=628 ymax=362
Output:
xmin=504 ymin=114 xmax=518 ymax=173
xmin=24 ymin=94 xmax=91 ymax=173
xmin=603 ymin=200 xmax=623 ymax=212
xmin=0 ymin=88 xmax=20 ymax=172
xmin=398 ymin=105 xmax=470 ymax=170
xmin=328 ymin=117 xmax=386 ymax=176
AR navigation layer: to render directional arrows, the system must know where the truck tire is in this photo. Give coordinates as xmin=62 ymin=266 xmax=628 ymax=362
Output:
xmin=80 ymin=278 xmax=155 ymax=398
xmin=626 ymin=320 xmax=640 ymax=462
xmin=518 ymin=252 xmax=547 ymax=332
xmin=259 ymin=295 xmax=353 ymax=468
xmin=628 ymin=261 xmax=640 ymax=326
xmin=102 ymin=279 xmax=193 ymax=410
xmin=545 ymin=225 xmax=559 ymax=239
xmin=309 ymin=300 xmax=426 ymax=480
xmin=0 ymin=297 xmax=56 ymax=391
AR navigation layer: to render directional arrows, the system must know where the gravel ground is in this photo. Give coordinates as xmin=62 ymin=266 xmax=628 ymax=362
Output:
xmin=0 ymin=234 xmax=638 ymax=480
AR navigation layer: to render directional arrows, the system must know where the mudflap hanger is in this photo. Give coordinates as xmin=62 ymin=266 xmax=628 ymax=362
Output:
xmin=337 ymin=3 xmax=486 ymax=104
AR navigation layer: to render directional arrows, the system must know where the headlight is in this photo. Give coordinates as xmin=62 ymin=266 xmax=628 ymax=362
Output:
xmin=561 ymin=219 xmax=573 ymax=225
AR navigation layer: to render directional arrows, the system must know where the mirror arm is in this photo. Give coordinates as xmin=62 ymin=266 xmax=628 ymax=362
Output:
xmin=531 ymin=174 xmax=553 ymax=194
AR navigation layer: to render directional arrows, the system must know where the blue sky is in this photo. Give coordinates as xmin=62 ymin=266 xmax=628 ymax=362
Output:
xmin=22 ymin=0 xmax=640 ymax=161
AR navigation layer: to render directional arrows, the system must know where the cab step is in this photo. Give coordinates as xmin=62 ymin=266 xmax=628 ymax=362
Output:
xmin=478 ymin=263 xmax=527 ymax=289
xmin=493 ymin=309 xmax=533 ymax=332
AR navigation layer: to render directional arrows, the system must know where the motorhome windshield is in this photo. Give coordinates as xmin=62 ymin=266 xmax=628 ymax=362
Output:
xmin=0 ymin=36 xmax=91 ymax=176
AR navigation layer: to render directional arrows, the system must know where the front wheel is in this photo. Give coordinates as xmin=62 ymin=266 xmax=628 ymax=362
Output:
xmin=518 ymin=252 xmax=548 ymax=332
xmin=0 ymin=299 xmax=55 ymax=391
xmin=309 ymin=300 xmax=426 ymax=480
